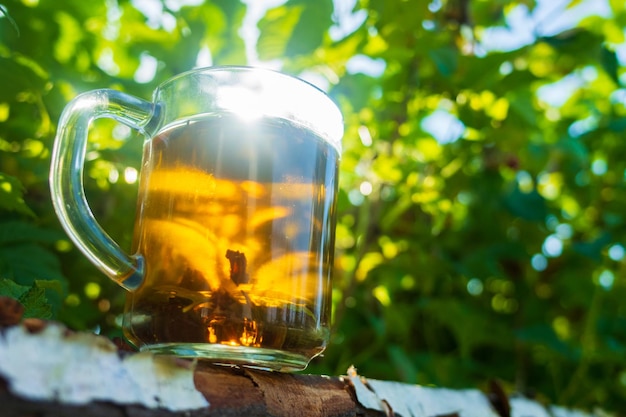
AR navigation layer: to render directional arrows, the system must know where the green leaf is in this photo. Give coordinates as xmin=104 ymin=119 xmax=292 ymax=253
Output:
xmin=429 ymin=47 xmax=458 ymax=78
xmin=609 ymin=0 xmax=624 ymax=14
xmin=332 ymin=72 xmax=378 ymax=110
xmin=0 ymin=277 xmax=28 ymax=299
xmin=18 ymin=282 xmax=52 ymax=319
xmin=257 ymin=5 xmax=302 ymax=60
xmin=257 ymin=0 xmax=333 ymax=60
xmin=35 ymin=279 xmax=64 ymax=298
xmin=419 ymin=298 xmax=513 ymax=358
xmin=600 ymin=46 xmax=619 ymax=84
xmin=0 ymin=54 xmax=49 ymax=102
xmin=506 ymin=90 xmax=537 ymax=126
xmin=387 ymin=344 xmax=418 ymax=383
xmin=608 ymin=117 xmax=626 ymax=131
xmin=503 ymin=185 xmax=547 ymax=222
xmin=460 ymin=51 xmax=521 ymax=90
xmin=572 ymin=232 xmax=612 ymax=261
xmin=285 ymin=0 xmax=332 ymax=56
xmin=556 ymin=136 xmax=588 ymax=173
xmin=0 ymin=221 xmax=65 ymax=245
xmin=0 ymin=173 xmax=35 ymax=217
xmin=516 ymin=324 xmax=579 ymax=359
xmin=0 ymin=221 xmax=67 ymax=315
xmin=0 ymin=278 xmax=52 ymax=319
xmin=0 ymin=243 xmax=66 ymax=286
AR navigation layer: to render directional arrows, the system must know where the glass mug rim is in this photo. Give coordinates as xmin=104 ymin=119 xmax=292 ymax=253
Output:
xmin=153 ymin=65 xmax=344 ymax=155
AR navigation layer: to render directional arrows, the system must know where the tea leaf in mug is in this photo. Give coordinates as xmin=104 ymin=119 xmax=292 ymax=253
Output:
xmin=249 ymin=206 xmax=291 ymax=229
xmin=141 ymin=219 xmax=236 ymax=293
xmin=247 ymin=251 xmax=322 ymax=304
xmin=145 ymin=168 xmax=241 ymax=202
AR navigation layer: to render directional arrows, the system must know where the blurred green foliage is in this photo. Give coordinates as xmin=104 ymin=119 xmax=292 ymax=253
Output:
xmin=1 ymin=0 xmax=626 ymax=411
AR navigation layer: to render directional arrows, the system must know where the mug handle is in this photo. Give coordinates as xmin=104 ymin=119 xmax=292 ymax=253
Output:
xmin=50 ymin=89 xmax=159 ymax=290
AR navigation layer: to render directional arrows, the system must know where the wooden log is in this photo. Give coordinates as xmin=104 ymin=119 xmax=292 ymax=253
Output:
xmin=0 ymin=321 xmax=373 ymax=417
xmin=0 ymin=366 xmax=367 ymax=417
xmin=0 ymin=298 xmax=614 ymax=417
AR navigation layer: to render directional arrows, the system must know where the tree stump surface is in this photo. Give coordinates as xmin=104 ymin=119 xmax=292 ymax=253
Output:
xmin=0 ymin=306 xmax=615 ymax=417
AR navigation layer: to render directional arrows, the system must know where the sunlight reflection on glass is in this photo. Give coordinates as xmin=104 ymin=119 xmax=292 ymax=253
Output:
xmin=217 ymin=86 xmax=265 ymax=122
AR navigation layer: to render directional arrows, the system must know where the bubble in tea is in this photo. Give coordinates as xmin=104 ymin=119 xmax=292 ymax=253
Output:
xmin=123 ymin=113 xmax=339 ymax=364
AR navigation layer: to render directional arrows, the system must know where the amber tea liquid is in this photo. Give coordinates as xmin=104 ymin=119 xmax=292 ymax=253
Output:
xmin=123 ymin=113 xmax=339 ymax=370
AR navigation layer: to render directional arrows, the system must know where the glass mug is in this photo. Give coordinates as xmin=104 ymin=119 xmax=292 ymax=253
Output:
xmin=50 ymin=66 xmax=343 ymax=371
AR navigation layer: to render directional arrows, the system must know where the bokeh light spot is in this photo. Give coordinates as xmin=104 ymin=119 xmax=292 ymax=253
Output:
xmin=531 ymin=254 xmax=548 ymax=271
xmin=467 ymin=278 xmax=484 ymax=296
xmin=608 ymin=244 xmax=625 ymax=261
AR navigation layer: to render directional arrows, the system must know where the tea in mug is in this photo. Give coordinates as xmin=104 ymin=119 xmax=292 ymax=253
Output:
xmin=123 ymin=113 xmax=339 ymax=367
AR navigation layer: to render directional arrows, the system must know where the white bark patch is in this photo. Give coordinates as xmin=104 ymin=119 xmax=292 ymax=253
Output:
xmin=367 ymin=380 xmax=499 ymax=417
xmin=345 ymin=366 xmax=392 ymax=415
xmin=0 ymin=323 xmax=209 ymax=411
xmin=346 ymin=366 xmax=599 ymax=417
xmin=550 ymin=406 xmax=598 ymax=417
xmin=510 ymin=396 xmax=552 ymax=417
